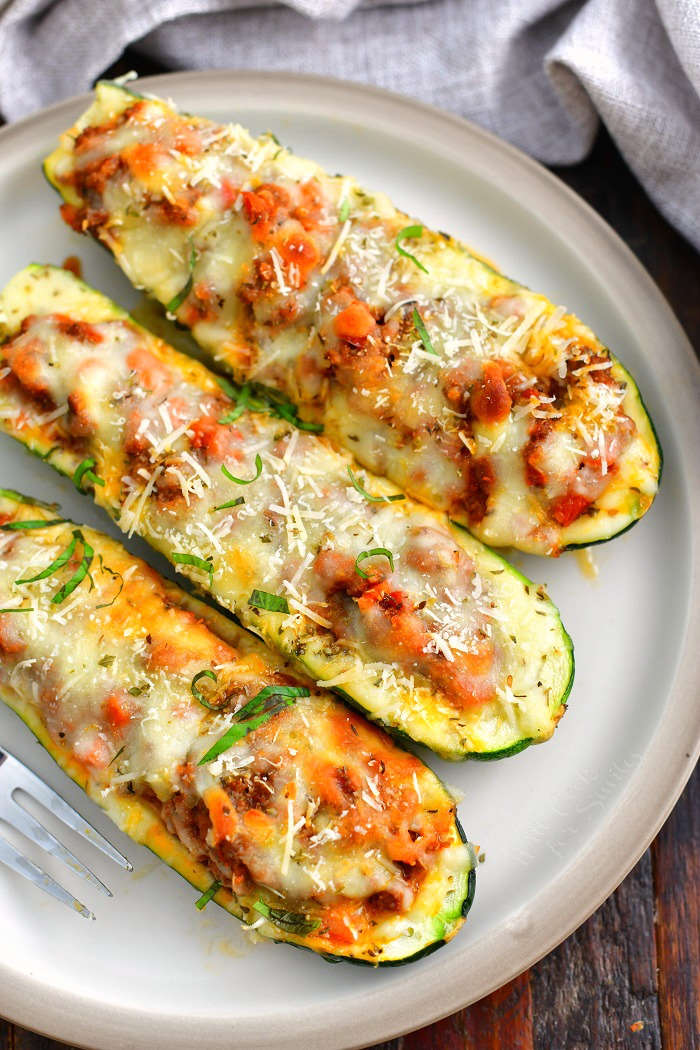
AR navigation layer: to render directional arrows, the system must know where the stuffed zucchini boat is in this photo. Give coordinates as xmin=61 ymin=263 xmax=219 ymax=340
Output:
xmin=0 ymin=265 xmax=573 ymax=760
xmin=0 ymin=492 xmax=475 ymax=963
xmin=44 ymin=81 xmax=661 ymax=556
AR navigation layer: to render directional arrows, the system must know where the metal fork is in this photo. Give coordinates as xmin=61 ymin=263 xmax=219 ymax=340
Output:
xmin=0 ymin=747 xmax=132 ymax=919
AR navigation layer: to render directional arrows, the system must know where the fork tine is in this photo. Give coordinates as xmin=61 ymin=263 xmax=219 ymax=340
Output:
xmin=1 ymin=751 xmax=132 ymax=871
xmin=6 ymin=790 xmax=113 ymax=897
xmin=0 ymin=831 xmax=94 ymax=919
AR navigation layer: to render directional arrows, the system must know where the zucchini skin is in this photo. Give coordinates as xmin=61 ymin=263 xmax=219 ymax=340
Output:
xmin=43 ymin=82 xmax=661 ymax=557
xmin=0 ymin=265 xmax=574 ymax=761
xmin=0 ymin=494 xmax=475 ymax=965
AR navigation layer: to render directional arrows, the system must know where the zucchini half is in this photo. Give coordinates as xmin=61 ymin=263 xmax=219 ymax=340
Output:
xmin=0 ymin=493 xmax=474 ymax=964
xmin=0 ymin=265 xmax=573 ymax=760
xmin=43 ymin=81 xmax=661 ymax=556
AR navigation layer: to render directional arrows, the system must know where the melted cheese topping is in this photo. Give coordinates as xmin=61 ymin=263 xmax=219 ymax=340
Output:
xmin=0 ymin=496 xmax=471 ymax=959
xmin=45 ymin=82 xmax=660 ymax=555
xmin=0 ymin=266 xmax=572 ymax=758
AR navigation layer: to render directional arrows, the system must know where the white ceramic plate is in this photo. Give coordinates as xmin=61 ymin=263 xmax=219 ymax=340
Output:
xmin=0 ymin=71 xmax=698 ymax=1050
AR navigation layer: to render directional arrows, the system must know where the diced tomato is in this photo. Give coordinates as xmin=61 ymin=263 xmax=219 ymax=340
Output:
xmin=103 ymin=691 xmax=133 ymax=730
xmin=126 ymin=347 xmax=173 ymax=393
xmin=469 ymin=362 xmax=512 ymax=424
xmin=0 ymin=615 xmax=26 ymax=654
xmin=74 ymin=731 xmax=111 ymax=770
xmin=241 ymin=184 xmax=291 ymax=242
xmin=205 ymin=787 xmax=238 ymax=845
xmin=122 ymin=142 xmax=165 ymax=180
xmin=276 ymin=232 xmax=319 ymax=287
xmin=220 ymin=177 xmax=239 ymax=210
xmin=293 ymin=179 xmax=325 ymax=232
xmin=243 ymin=809 xmax=274 ymax=839
xmin=171 ymin=126 xmax=202 ymax=156
xmin=188 ymin=415 xmax=232 ymax=462
xmin=462 ymin=639 xmax=494 ymax=676
xmin=322 ymin=905 xmax=359 ymax=945
xmin=333 ymin=302 xmax=376 ymax=344
xmin=551 ymin=491 xmax=591 ymax=526
xmin=5 ymin=338 xmax=49 ymax=397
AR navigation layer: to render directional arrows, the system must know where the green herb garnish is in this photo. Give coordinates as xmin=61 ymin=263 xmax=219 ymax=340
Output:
xmin=270 ymin=400 xmax=323 ymax=433
xmin=198 ymin=685 xmax=308 ymax=765
xmin=108 ymin=745 xmax=126 ymax=768
xmin=215 ymin=376 xmax=323 ymax=433
xmin=252 ymin=900 xmax=320 ymax=935
xmin=195 ymin=881 xmax=221 ymax=911
xmin=212 ymin=496 xmax=245 ymax=512
xmin=396 ymin=224 xmax=429 ymax=274
xmin=15 ymin=530 xmax=79 ymax=585
xmin=95 ymin=556 xmax=124 ymax=610
xmin=248 ymin=589 xmax=289 ymax=614
xmin=0 ymin=606 xmax=34 ymax=613
xmin=0 ymin=489 xmax=56 ymax=510
xmin=165 ymin=243 xmax=197 ymax=313
xmin=98 ymin=654 xmax=116 ymax=668
xmin=172 ymin=552 xmax=214 ymax=583
xmin=0 ymin=518 xmax=66 ymax=531
xmin=412 ymin=308 xmax=437 ymax=356
xmin=221 ymin=454 xmax=263 ymax=486
xmin=354 ymin=547 xmax=395 ymax=579
xmin=346 ymin=466 xmax=405 ymax=503
xmin=191 ymin=669 xmax=220 ymax=710
xmin=73 ymin=458 xmax=105 ymax=492
xmin=218 ymin=380 xmax=251 ymax=424
xmin=339 ymin=198 xmax=350 ymax=222
xmin=51 ymin=532 xmax=94 ymax=604
xmin=236 ymin=684 xmax=309 ymax=719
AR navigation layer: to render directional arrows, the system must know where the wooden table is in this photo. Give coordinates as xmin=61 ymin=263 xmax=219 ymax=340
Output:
xmin=1 ymin=59 xmax=698 ymax=1050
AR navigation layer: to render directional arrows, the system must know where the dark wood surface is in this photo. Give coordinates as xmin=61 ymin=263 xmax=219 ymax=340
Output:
xmin=1 ymin=55 xmax=698 ymax=1050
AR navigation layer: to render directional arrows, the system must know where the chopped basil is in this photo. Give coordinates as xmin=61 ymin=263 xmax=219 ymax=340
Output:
xmin=338 ymin=198 xmax=350 ymax=222
xmin=355 ymin=547 xmax=395 ymax=579
xmin=16 ymin=530 xmax=80 ymax=585
xmin=172 ymin=552 xmax=214 ymax=583
xmin=195 ymin=880 xmax=221 ymax=911
xmin=191 ymin=669 xmax=221 ymax=710
xmin=165 ymin=243 xmax=197 ymax=313
xmin=108 ymin=745 xmax=126 ymax=768
xmin=212 ymin=496 xmax=245 ymax=512
xmin=98 ymin=654 xmax=116 ymax=668
xmin=198 ymin=684 xmax=308 ymax=765
xmin=396 ymin=224 xmax=429 ymax=274
xmin=236 ymin=684 xmax=310 ymax=719
xmin=271 ymin=400 xmax=323 ymax=433
xmin=73 ymin=458 xmax=105 ymax=492
xmin=51 ymin=532 xmax=94 ymax=604
xmin=253 ymin=899 xmax=320 ymax=935
xmin=221 ymin=454 xmax=263 ymax=486
xmin=216 ymin=376 xmax=323 ymax=433
xmin=128 ymin=684 xmax=149 ymax=697
xmin=0 ymin=518 xmax=66 ymax=531
xmin=218 ymin=380 xmax=251 ymax=424
xmin=248 ymin=589 xmax=289 ymax=614
xmin=347 ymin=466 xmax=405 ymax=503
xmin=0 ymin=489 xmax=56 ymax=510
xmin=412 ymin=308 xmax=438 ymax=356
xmin=95 ymin=556 xmax=124 ymax=610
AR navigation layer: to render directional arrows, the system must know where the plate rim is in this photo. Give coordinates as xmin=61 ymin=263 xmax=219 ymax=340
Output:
xmin=0 ymin=68 xmax=698 ymax=1050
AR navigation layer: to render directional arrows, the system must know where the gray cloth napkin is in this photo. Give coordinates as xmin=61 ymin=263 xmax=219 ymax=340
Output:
xmin=0 ymin=0 xmax=698 ymax=250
